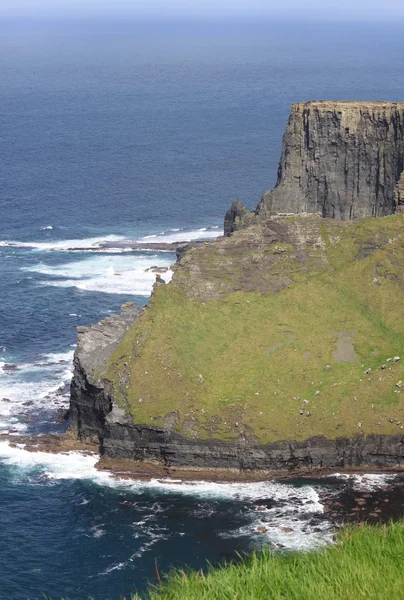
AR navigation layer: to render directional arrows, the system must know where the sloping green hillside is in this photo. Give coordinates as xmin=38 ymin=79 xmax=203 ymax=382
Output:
xmin=106 ymin=215 xmax=404 ymax=443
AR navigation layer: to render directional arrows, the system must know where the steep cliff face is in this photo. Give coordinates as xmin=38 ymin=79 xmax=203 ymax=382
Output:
xmin=70 ymin=303 xmax=142 ymax=443
xmin=102 ymin=424 xmax=404 ymax=471
xmin=259 ymin=101 xmax=404 ymax=220
xmin=395 ymin=172 xmax=404 ymax=213
xmin=226 ymin=102 xmax=404 ymax=235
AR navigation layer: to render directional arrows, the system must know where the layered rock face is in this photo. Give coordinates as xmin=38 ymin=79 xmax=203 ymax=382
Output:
xmin=102 ymin=425 xmax=404 ymax=471
xmin=259 ymin=101 xmax=404 ymax=220
xmin=225 ymin=101 xmax=404 ymax=236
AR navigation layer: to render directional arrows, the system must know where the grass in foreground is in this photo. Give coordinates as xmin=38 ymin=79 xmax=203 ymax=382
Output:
xmin=134 ymin=521 xmax=404 ymax=600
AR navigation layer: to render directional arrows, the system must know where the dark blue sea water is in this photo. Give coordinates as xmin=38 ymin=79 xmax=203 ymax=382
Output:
xmin=0 ymin=19 xmax=403 ymax=599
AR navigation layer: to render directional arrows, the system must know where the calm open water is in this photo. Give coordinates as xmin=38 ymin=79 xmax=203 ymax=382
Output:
xmin=0 ymin=19 xmax=403 ymax=599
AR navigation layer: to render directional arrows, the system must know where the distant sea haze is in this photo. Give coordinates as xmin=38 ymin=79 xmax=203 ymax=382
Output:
xmin=0 ymin=20 xmax=403 ymax=600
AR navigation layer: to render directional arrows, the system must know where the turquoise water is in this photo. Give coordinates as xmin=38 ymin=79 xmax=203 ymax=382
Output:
xmin=0 ymin=19 xmax=403 ymax=599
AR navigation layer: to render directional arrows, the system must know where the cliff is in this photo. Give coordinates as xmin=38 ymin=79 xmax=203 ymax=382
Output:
xmin=69 ymin=212 xmax=404 ymax=475
xmin=69 ymin=100 xmax=404 ymax=476
xmin=69 ymin=303 xmax=143 ymax=443
xmin=225 ymin=101 xmax=404 ymax=235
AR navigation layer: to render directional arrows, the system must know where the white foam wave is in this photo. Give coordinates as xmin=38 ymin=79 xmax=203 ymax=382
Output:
xmin=0 ymin=350 xmax=73 ymax=433
xmin=0 ymin=226 xmax=222 ymax=253
xmin=41 ymin=270 xmax=172 ymax=295
xmin=0 ymin=443 xmax=103 ymax=479
xmin=0 ymin=437 xmax=323 ymax=511
xmin=0 ymin=235 xmax=125 ymax=252
xmin=138 ymin=227 xmax=223 ymax=244
xmin=26 ymin=254 xmax=174 ymax=296
xmin=332 ymin=473 xmax=396 ymax=490
xmin=90 ymin=526 xmax=106 ymax=538
xmin=0 ymin=441 xmax=333 ymax=550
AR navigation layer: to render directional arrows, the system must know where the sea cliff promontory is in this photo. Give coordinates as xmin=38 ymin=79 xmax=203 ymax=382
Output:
xmin=69 ymin=101 xmax=404 ymax=477
xmin=225 ymin=101 xmax=404 ymax=235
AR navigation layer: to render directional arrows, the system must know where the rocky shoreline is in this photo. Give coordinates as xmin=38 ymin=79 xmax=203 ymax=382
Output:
xmin=2 ymin=430 xmax=403 ymax=484
xmin=2 ymin=431 xmax=404 ymax=530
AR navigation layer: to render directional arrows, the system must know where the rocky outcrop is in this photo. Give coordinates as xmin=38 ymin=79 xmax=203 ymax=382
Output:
xmin=173 ymin=214 xmax=331 ymax=302
xmin=69 ymin=303 xmax=142 ymax=443
xmin=224 ymin=200 xmax=250 ymax=237
xmin=226 ymin=101 xmax=404 ymax=235
xmin=175 ymin=241 xmax=206 ymax=262
xmin=262 ymin=100 xmax=404 ymax=219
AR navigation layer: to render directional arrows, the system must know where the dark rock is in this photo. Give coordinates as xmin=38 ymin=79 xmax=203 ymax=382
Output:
xmin=224 ymin=200 xmax=249 ymax=237
xmin=69 ymin=302 xmax=143 ymax=444
xmin=154 ymin=274 xmax=166 ymax=286
xmin=395 ymin=172 xmax=404 ymax=212
xmin=145 ymin=266 xmax=169 ymax=273
xmin=256 ymin=101 xmax=404 ymax=220
xmin=56 ymin=409 xmax=69 ymax=424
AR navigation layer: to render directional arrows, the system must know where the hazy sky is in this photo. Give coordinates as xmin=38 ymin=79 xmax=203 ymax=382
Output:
xmin=0 ymin=0 xmax=403 ymax=20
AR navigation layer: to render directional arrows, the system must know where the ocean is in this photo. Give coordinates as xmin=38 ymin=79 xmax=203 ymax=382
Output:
xmin=0 ymin=19 xmax=403 ymax=599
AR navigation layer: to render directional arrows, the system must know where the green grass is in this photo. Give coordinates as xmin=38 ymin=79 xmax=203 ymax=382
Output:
xmin=133 ymin=521 xmax=404 ymax=600
xmin=105 ymin=215 xmax=404 ymax=443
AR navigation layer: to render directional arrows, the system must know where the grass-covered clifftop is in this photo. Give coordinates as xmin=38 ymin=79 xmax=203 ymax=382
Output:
xmin=133 ymin=522 xmax=404 ymax=600
xmin=105 ymin=214 xmax=404 ymax=444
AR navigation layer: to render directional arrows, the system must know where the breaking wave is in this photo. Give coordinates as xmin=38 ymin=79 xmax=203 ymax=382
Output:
xmin=0 ymin=441 xmax=334 ymax=551
xmin=0 ymin=350 xmax=74 ymax=434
